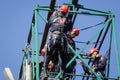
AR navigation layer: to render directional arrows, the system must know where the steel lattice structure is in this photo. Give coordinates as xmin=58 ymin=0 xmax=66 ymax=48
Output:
xmin=18 ymin=0 xmax=120 ymax=80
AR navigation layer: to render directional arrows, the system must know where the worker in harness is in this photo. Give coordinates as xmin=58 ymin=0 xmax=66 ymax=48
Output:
xmin=46 ymin=4 xmax=71 ymax=54
xmin=65 ymin=27 xmax=80 ymax=79
xmin=80 ymin=48 xmax=107 ymax=80
xmin=48 ymin=4 xmax=72 ymax=34
xmin=41 ymin=5 xmax=71 ymax=79
xmin=41 ymin=27 xmax=80 ymax=79
xmin=67 ymin=27 xmax=80 ymax=50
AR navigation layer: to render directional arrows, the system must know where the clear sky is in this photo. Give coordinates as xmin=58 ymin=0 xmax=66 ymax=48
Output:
xmin=0 ymin=0 xmax=120 ymax=80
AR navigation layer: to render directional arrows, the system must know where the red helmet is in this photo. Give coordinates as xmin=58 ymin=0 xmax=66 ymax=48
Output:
xmin=71 ymin=28 xmax=80 ymax=36
xmin=60 ymin=5 xmax=69 ymax=13
xmin=41 ymin=48 xmax=46 ymax=56
xmin=88 ymin=48 xmax=99 ymax=56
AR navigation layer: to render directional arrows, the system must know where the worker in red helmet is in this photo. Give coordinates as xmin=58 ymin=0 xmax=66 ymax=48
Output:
xmin=80 ymin=48 xmax=107 ymax=80
xmin=47 ymin=4 xmax=71 ymax=52
xmin=60 ymin=5 xmax=69 ymax=13
xmin=43 ymin=5 xmax=72 ymax=79
xmin=67 ymin=27 xmax=80 ymax=50
xmin=64 ymin=27 xmax=80 ymax=78
xmin=88 ymin=48 xmax=99 ymax=58
xmin=48 ymin=4 xmax=72 ymax=34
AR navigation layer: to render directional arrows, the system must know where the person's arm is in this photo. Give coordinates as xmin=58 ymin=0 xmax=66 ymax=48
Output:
xmin=48 ymin=11 xmax=58 ymax=26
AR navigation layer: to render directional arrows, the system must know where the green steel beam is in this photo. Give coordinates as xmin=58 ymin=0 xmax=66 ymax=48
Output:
xmin=69 ymin=10 xmax=112 ymax=16
xmin=68 ymin=44 xmax=103 ymax=80
xmin=35 ymin=6 xmax=112 ymax=17
xmin=38 ymin=13 xmax=48 ymax=23
xmin=112 ymin=16 xmax=120 ymax=77
xmin=31 ymin=23 xmax=35 ymax=79
xmin=18 ymin=53 xmax=26 ymax=80
xmin=64 ymin=3 xmax=109 ymax=14
xmin=54 ymin=71 xmax=62 ymax=80
xmin=66 ymin=18 xmax=112 ymax=68
xmin=35 ymin=7 xmax=112 ymax=16
xmin=65 ymin=18 xmax=112 ymax=80
xmin=37 ymin=7 xmax=51 ymax=11
xmin=34 ymin=7 xmax=40 ymax=80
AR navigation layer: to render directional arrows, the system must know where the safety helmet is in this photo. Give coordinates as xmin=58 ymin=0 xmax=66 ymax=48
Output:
xmin=71 ymin=27 xmax=80 ymax=36
xmin=88 ymin=48 xmax=99 ymax=56
xmin=41 ymin=48 xmax=46 ymax=56
xmin=60 ymin=5 xmax=69 ymax=13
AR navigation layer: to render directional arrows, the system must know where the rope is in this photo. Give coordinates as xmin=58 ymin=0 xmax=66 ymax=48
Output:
xmin=75 ymin=40 xmax=101 ymax=44
xmin=80 ymin=22 xmax=104 ymax=31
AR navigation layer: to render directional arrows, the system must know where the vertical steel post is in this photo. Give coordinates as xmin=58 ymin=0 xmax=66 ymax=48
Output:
xmin=35 ymin=7 xmax=40 ymax=80
xmin=32 ymin=23 xmax=35 ymax=79
xmin=112 ymin=17 xmax=120 ymax=76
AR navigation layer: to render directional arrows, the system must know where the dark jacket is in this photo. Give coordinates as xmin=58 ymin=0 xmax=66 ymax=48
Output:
xmin=67 ymin=34 xmax=75 ymax=50
xmin=66 ymin=34 xmax=76 ymax=56
xmin=92 ymin=56 xmax=107 ymax=72
xmin=49 ymin=11 xmax=72 ymax=33
xmin=82 ymin=55 xmax=107 ymax=75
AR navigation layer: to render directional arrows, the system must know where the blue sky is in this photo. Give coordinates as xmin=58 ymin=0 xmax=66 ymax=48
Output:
xmin=0 ymin=0 xmax=120 ymax=80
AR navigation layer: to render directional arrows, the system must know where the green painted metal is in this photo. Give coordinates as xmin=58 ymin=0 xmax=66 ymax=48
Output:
xmin=37 ymin=4 xmax=112 ymax=17
xmin=18 ymin=49 xmax=26 ymax=80
xmin=112 ymin=17 xmax=120 ymax=76
xmin=22 ymin=53 xmax=27 ymax=80
xmin=69 ymin=10 xmax=112 ymax=16
xmin=65 ymin=3 xmax=109 ymax=14
xmin=21 ymin=47 xmax=30 ymax=80
xmin=37 ymin=7 xmax=51 ymax=11
xmin=34 ymin=7 xmax=40 ymax=80
xmin=38 ymin=13 xmax=48 ymax=23
xmin=18 ymin=1 xmax=120 ymax=80
xmin=68 ymin=44 xmax=103 ymax=80
xmin=54 ymin=71 xmax=62 ymax=80
xmin=66 ymin=18 xmax=112 ymax=68
xmin=65 ymin=18 xmax=112 ymax=80
xmin=32 ymin=23 xmax=35 ymax=79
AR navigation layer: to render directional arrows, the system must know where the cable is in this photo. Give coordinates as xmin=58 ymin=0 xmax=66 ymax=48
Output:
xmin=80 ymin=22 xmax=104 ymax=31
xmin=75 ymin=41 xmax=101 ymax=44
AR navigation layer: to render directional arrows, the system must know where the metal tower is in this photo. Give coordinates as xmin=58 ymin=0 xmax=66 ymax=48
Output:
xmin=18 ymin=0 xmax=120 ymax=80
